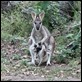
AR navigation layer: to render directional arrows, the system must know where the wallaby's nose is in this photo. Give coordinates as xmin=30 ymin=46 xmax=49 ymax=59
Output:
xmin=36 ymin=26 xmax=39 ymax=30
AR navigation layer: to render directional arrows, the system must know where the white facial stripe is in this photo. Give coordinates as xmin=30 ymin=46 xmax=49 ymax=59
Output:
xmin=33 ymin=23 xmax=37 ymax=31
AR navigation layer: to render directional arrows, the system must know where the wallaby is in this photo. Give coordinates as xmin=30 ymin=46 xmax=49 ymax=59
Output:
xmin=28 ymin=11 xmax=55 ymax=66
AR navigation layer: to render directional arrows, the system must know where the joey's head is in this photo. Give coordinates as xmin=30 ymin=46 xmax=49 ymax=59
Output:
xmin=34 ymin=43 xmax=42 ymax=53
xmin=31 ymin=11 xmax=45 ymax=31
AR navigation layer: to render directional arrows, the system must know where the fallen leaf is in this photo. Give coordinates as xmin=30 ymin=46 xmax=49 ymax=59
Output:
xmin=22 ymin=69 xmax=26 ymax=72
xmin=22 ymin=55 xmax=27 ymax=58
xmin=72 ymin=72 xmax=76 ymax=75
xmin=46 ymin=70 xmax=49 ymax=73
xmin=54 ymin=77 xmax=58 ymax=80
xmin=41 ymin=75 xmax=45 ymax=77
xmin=23 ymin=71 xmax=30 ymax=76
xmin=60 ymin=70 xmax=64 ymax=77
xmin=76 ymin=69 xmax=81 ymax=73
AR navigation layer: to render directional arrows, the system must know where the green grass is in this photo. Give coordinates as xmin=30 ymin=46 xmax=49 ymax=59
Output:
xmin=12 ymin=54 xmax=21 ymax=60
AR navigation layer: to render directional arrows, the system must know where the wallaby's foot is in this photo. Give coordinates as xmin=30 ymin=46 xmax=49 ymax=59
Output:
xmin=46 ymin=62 xmax=51 ymax=66
xmin=28 ymin=62 xmax=36 ymax=66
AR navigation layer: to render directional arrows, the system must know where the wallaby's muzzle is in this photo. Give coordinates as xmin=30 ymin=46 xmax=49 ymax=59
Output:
xmin=36 ymin=26 xmax=40 ymax=30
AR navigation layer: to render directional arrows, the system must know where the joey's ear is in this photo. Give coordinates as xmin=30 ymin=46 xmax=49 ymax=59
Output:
xmin=31 ymin=11 xmax=36 ymax=20
xmin=39 ymin=11 xmax=45 ymax=21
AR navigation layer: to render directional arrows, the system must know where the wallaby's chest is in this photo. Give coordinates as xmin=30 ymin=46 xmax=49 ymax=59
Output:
xmin=34 ymin=31 xmax=43 ymax=42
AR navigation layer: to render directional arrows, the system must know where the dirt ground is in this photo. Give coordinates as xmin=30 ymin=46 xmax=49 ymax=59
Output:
xmin=1 ymin=40 xmax=81 ymax=81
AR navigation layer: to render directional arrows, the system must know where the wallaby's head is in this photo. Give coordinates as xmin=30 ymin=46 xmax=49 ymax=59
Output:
xmin=31 ymin=11 xmax=45 ymax=31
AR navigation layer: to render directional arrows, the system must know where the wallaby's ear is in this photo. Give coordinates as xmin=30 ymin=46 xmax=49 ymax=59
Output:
xmin=39 ymin=11 xmax=45 ymax=21
xmin=31 ymin=11 xmax=36 ymax=20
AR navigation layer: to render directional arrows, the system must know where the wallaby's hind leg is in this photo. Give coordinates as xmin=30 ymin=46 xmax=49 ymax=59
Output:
xmin=46 ymin=36 xmax=55 ymax=66
xmin=29 ymin=44 xmax=36 ymax=65
xmin=46 ymin=45 xmax=52 ymax=66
